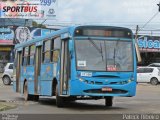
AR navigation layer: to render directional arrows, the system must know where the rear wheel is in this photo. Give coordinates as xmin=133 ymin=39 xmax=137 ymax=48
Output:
xmin=33 ymin=95 xmax=39 ymax=101
xmin=56 ymin=85 xmax=64 ymax=107
xmin=24 ymin=81 xmax=33 ymax=101
xmin=105 ymin=96 xmax=113 ymax=107
xmin=3 ymin=76 xmax=11 ymax=85
xmin=150 ymin=78 xmax=159 ymax=85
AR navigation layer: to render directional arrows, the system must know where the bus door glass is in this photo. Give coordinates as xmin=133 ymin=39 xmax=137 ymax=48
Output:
xmin=16 ymin=51 xmax=22 ymax=92
xmin=35 ymin=46 xmax=42 ymax=94
xmin=60 ymin=39 xmax=70 ymax=95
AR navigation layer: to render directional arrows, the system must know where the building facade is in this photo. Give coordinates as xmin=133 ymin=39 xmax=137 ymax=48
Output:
xmin=0 ymin=18 xmax=57 ymax=72
xmin=138 ymin=35 xmax=160 ymax=66
xmin=0 ymin=18 xmax=32 ymax=72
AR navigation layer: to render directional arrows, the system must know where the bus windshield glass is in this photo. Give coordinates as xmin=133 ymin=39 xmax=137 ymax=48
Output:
xmin=75 ymin=39 xmax=133 ymax=72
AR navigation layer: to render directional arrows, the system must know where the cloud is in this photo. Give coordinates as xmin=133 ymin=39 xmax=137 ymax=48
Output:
xmin=47 ymin=0 xmax=160 ymax=30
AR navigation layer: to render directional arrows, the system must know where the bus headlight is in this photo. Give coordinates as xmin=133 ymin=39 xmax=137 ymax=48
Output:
xmin=79 ymin=78 xmax=90 ymax=84
xmin=79 ymin=78 xmax=85 ymax=82
xmin=117 ymin=80 xmax=133 ymax=85
xmin=128 ymin=79 xmax=132 ymax=83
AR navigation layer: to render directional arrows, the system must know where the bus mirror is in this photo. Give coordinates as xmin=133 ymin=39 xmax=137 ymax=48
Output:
xmin=135 ymin=42 xmax=142 ymax=63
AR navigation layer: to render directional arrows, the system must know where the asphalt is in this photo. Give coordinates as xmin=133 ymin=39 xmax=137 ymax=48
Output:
xmin=0 ymin=74 xmax=160 ymax=115
xmin=0 ymin=73 xmax=17 ymax=111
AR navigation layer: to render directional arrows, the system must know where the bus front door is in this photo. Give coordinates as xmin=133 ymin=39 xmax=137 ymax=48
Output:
xmin=60 ymin=40 xmax=70 ymax=96
xmin=34 ymin=46 xmax=42 ymax=94
xmin=16 ymin=51 xmax=22 ymax=92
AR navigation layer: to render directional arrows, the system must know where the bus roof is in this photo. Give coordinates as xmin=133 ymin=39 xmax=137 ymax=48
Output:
xmin=14 ymin=25 xmax=133 ymax=49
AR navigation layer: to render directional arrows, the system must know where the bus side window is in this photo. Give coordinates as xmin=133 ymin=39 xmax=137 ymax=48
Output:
xmin=53 ymin=37 xmax=61 ymax=62
xmin=29 ymin=45 xmax=35 ymax=65
xmin=22 ymin=47 xmax=29 ymax=66
xmin=43 ymin=40 xmax=51 ymax=63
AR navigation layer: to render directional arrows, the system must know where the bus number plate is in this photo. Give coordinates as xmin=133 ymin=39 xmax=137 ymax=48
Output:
xmin=102 ymin=87 xmax=112 ymax=92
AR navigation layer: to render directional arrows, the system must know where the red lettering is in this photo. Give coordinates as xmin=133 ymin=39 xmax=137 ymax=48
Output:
xmin=24 ymin=6 xmax=28 ymax=12
xmin=28 ymin=7 xmax=33 ymax=12
xmin=33 ymin=6 xmax=37 ymax=12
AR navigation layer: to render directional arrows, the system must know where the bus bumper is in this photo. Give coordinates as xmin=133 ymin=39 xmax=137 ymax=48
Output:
xmin=69 ymin=80 xmax=136 ymax=97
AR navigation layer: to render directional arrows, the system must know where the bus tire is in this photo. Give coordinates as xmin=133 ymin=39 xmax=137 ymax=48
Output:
xmin=33 ymin=95 xmax=39 ymax=101
xmin=24 ymin=81 xmax=33 ymax=101
xmin=105 ymin=96 xmax=113 ymax=107
xmin=56 ymin=85 xmax=64 ymax=107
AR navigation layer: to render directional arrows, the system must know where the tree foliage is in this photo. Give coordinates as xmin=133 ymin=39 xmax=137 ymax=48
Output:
xmin=32 ymin=21 xmax=46 ymax=28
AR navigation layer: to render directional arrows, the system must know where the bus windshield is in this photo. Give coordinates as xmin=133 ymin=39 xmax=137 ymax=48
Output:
xmin=75 ymin=39 xmax=133 ymax=72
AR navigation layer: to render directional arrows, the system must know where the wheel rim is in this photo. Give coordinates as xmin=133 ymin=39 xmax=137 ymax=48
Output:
xmin=3 ymin=77 xmax=10 ymax=85
xmin=151 ymin=78 xmax=158 ymax=85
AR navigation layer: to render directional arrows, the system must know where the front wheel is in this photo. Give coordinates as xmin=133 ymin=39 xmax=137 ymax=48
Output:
xmin=150 ymin=78 xmax=159 ymax=85
xmin=56 ymin=85 xmax=64 ymax=107
xmin=105 ymin=96 xmax=113 ymax=107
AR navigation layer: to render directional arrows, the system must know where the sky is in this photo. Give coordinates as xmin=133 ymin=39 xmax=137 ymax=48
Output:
xmin=1 ymin=0 xmax=160 ymax=34
xmin=45 ymin=0 xmax=160 ymax=34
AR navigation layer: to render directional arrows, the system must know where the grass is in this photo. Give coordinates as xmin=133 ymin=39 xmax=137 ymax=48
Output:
xmin=0 ymin=102 xmax=16 ymax=111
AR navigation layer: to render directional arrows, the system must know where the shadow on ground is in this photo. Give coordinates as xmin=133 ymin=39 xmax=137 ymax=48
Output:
xmin=38 ymin=97 xmax=126 ymax=111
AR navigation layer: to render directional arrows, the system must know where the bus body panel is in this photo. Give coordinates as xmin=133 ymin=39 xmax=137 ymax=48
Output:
xmin=40 ymin=80 xmax=53 ymax=96
xmin=40 ymin=63 xmax=54 ymax=96
xmin=21 ymin=66 xmax=35 ymax=94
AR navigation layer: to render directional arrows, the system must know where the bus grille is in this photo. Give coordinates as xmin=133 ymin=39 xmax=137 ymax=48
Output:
xmin=84 ymin=89 xmax=127 ymax=94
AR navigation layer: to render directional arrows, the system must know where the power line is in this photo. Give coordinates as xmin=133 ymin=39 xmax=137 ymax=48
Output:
xmin=40 ymin=19 xmax=47 ymax=26
xmin=140 ymin=11 xmax=159 ymax=30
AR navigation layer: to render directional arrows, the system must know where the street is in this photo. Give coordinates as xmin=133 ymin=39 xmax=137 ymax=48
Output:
xmin=0 ymin=79 xmax=160 ymax=114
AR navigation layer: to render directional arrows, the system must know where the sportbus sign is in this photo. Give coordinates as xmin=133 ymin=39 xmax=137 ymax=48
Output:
xmin=0 ymin=0 xmax=57 ymax=19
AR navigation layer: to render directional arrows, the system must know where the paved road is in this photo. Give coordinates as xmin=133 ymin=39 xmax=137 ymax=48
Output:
xmin=0 ymin=79 xmax=160 ymax=114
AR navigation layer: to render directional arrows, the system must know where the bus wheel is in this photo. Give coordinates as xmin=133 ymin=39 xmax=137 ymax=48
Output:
xmin=105 ymin=96 xmax=113 ymax=107
xmin=33 ymin=95 xmax=39 ymax=101
xmin=24 ymin=81 xmax=32 ymax=101
xmin=56 ymin=85 xmax=64 ymax=107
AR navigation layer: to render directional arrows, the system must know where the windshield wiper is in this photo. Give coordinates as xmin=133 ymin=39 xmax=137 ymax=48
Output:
xmin=113 ymin=40 xmax=119 ymax=67
xmin=104 ymin=41 xmax=107 ymax=71
xmin=88 ymin=38 xmax=104 ymax=61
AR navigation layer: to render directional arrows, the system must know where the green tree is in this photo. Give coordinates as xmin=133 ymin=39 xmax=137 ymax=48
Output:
xmin=32 ymin=21 xmax=46 ymax=28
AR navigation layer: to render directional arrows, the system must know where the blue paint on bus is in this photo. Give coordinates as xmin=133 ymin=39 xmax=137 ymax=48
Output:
xmin=13 ymin=25 xmax=137 ymax=107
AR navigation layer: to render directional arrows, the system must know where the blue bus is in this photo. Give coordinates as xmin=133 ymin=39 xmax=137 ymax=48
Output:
xmin=13 ymin=25 xmax=138 ymax=107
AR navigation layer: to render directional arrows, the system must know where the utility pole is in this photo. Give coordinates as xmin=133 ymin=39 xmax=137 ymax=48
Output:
xmin=135 ymin=25 xmax=142 ymax=63
xmin=157 ymin=2 xmax=160 ymax=12
xmin=135 ymin=25 xmax=139 ymax=40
